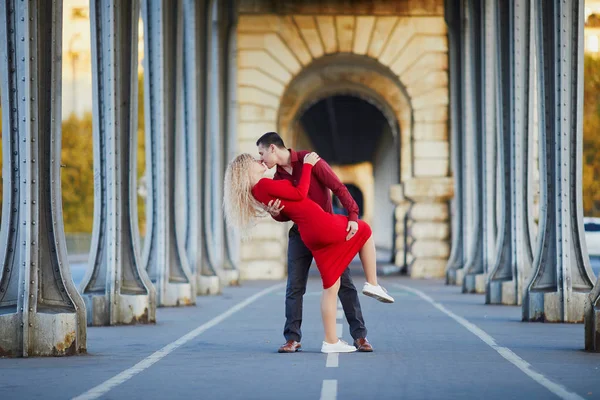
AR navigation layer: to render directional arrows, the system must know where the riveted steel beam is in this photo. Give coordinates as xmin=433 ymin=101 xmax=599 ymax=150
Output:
xmin=180 ymin=0 xmax=221 ymax=295
xmin=80 ymin=0 xmax=156 ymax=326
xmin=475 ymin=0 xmax=499 ymax=295
xmin=0 ymin=0 xmax=86 ymax=356
xmin=461 ymin=0 xmax=485 ymax=294
xmin=141 ymin=0 xmax=195 ymax=307
xmin=523 ymin=0 xmax=594 ymax=322
xmin=486 ymin=0 xmax=534 ymax=305
xmin=221 ymin=0 xmax=241 ymax=286
xmin=444 ymin=0 xmax=465 ymax=285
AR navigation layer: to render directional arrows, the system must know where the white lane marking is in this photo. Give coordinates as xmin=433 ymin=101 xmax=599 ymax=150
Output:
xmin=395 ymin=284 xmax=585 ymax=400
xmin=337 ymin=299 xmax=342 ymax=308
xmin=326 ymin=352 xmax=339 ymax=368
xmin=72 ymin=283 xmax=285 ymax=400
xmin=336 ymin=309 xmax=343 ymax=319
xmin=320 ymin=379 xmax=337 ymax=400
xmin=336 ymin=323 xmax=342 ymax=338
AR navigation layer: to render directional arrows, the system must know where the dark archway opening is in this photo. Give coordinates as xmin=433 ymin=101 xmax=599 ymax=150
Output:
xmin=297 ymin=94 xmax=399 ymax=253
xmin=299 ymin=95 xmax=389 ymax=165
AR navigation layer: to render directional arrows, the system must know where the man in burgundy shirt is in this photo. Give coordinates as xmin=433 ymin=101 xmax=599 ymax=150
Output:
xmin=256 ymin=132 xmax=373 ymax=353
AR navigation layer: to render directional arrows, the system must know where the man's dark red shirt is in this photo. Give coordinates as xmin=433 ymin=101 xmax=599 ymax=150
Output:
xmin=272 ymin=149 xmax=359 ymax=222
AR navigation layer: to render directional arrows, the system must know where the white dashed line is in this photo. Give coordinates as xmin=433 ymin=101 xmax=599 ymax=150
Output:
xmin=336 ymin=309 xmax=343 ymax=319
xmin=395 ymin=284 xmax=585 ymax=400
xmin=326 ymin=352 xmax=339 ymax=367
xmin=320 ymin=380 xmax=338 ymax=400
xmin=336 ymin=323 xmax=342 ymax=337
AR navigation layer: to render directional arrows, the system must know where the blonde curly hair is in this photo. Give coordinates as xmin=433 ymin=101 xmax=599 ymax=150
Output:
xmin=223 ymin=153 xmax=266 ymax=236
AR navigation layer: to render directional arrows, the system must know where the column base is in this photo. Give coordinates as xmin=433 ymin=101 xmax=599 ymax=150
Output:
xmin=159 ymin=282 xmax=196 ymax=307
xmin=197 ymin=275 xmax=221 ymax=295
xmin=524 ymin=291 xmax=587 ymax=322
xmin=486 ymin=279 xmax=518 ymax=305
xmin=0 ymin=312 xmax=85 ymax=357
xmin=83 ymin=293 xmax=155 ymax=326
xmin=585 ymin=304 xmax=600 ymax=351
xmin=462 ymin=273 xmax=479 ymax=293
xmin=474 ymin=273 xmax=487 ymax=294
xmin=218 ymin=269 xmax=240 ymax=286
xmin=454 ymin=268 xmax=466 ymax=287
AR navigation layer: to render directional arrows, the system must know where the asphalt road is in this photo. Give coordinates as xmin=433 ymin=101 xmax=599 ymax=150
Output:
xmin=1 ymin=264 xmax=599 ymax=400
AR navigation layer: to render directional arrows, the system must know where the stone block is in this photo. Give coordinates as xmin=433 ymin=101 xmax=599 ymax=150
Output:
xmin=248 ymin=219 xmax=288 ymax=240
xmin=367 ymin=16 xmax=399 ymax=58
xmin=389 ymin=184 xmax=406 ymax=204
xmin=390 ymin=35 xmax=448 ymax=76
xmin=238 ymin=69 xmax=285 ymax=97
xmin=401 ymin=53 xmax=448 ymax=86
xmin=411 ymin=87 xmax=449 ymax=110
xmin=238 ymin=86 xmax=279 ymax=109
xmin=353 ymin=16 xmax=376 ymax=54
xmin=316 ymin=16 xmax=338 ymax=53
xmin=238 ymin=121 xmax=277 ymax=141
xmin=406 ymin=71 xmax=448 ymax=98
xmin=411 ymin=203 xmax=448 ymax=221
xmin=403 ymin=177 xmax=454 ymax=201
xmin=336 ymin=16 xmax=355 ymax=52
xmin=279 ymin=16 xmax=313 ymax=65
xmin=414 ymin=158 xmax=449 ymax=177
xmin=411 ymin=221 xmax=450 ymax=240
xmin=414 ymin=141 xmax=449 ymax=159
xmin=414 ymin=106 xmax=448 ymax=123
xmin=238 ymin=49 xmax=292 ymax=83
xmin=294 ymin=16 xmax=325 ymax=58
xmin=241 ymin=240 xmax=285 ymax=260
xmin=410 ymin=258 xmax=446 ymax=278
xmin=197 ymin=275 xmax=221 ymax=296
xmin=413 ymin=122 xmax=448 ymax=141
xmin=240 ymin=260 xmax=286 ymax=280
xmin=411 ymin=240 xmax=450 ymax=258
xmin=379 ymin=17 xmax=414 ymax=65
xmin=238 ymin=15 xmax=279 ymax=32
xmin=239 ymin=104 xmax=278 ymax=123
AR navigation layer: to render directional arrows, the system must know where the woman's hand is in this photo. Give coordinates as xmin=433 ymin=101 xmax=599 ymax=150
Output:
xmin=303 ymin=152 xmax=321 ymax=166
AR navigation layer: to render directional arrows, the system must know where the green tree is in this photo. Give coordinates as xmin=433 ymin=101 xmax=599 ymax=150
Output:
xmin=583 ymin=54 xmax=600 ymax=217
xmin=60 ymin=73 xmax=147 ymax=234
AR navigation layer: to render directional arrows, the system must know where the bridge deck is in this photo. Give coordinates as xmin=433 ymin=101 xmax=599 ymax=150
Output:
xmin=1 ymin=265 xmax=598 ymax=400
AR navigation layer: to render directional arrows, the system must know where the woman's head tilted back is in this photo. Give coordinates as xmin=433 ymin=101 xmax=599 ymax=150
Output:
xmin=223 ymin=153 xmax=266 ymax=235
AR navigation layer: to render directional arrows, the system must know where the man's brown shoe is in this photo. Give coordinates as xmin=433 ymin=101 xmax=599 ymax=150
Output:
xmin=278 ymin=340 xmax=301 ymax=353
xmin=354 ymin=338 xmax=373 ymax=352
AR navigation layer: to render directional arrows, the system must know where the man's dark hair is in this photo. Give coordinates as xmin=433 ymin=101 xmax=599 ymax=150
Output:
xmin=256 ymin=131 xmax=286 ymax=149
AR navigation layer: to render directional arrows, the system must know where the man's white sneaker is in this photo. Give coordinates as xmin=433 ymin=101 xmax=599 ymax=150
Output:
xmin=321 ymin=339 xmax=358 ymax=353
xmin=362 ymin=282 xmax=395 ymax=303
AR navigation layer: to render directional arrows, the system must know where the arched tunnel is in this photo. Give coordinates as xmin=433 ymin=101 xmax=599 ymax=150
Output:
xmin=296 ymin=94 xmax=399 ymax=252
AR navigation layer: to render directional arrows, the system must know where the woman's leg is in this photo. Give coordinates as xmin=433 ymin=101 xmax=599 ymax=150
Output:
xmin=322 ymin=278 xmax=341 ymax=344
xmin=359 ymin=235 xmax=378 ymax=286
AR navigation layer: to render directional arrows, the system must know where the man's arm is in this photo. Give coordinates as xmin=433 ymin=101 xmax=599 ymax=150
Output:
xmin=311 ymin=159 xmax=359 ymax=222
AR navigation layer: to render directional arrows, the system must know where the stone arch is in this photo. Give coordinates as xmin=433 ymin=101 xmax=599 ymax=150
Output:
xmin=235 ymin=11 xmax=452 ymax=279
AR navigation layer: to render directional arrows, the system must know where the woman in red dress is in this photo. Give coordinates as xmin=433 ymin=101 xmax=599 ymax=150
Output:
xmin=224 ymin=152 xmax=394 ymax=353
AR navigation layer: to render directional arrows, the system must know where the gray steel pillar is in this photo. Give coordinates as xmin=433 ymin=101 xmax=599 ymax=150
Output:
xmin=80 ymin=0 xmax=156 ymax=326
xmin=221 ymin=0 xmax=241 ymax=286
xmin=0 ymin=0 xmax=86 ymax=356
xmin=461 ymin=0 xmax=485 ymax=294
xmin=476 ymin=0 xmax=499 ymax=294
xmin=201 ymin=0 xmax=239 ymax=287
xmin=181 ymin=0 xmax=220 ymax=295
xmin=444 ymin=0 xmax=465 ymax=285
xmin=141 ymin=0 xmax=195 ymax=307
xmin=523 ymin=0 xmax=594 ymax=321
xmin=487 ymin=0 xmax=534 ymax=305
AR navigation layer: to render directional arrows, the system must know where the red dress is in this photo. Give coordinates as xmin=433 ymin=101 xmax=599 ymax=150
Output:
xmin=252 ymin=163 xmax=372 ymax=289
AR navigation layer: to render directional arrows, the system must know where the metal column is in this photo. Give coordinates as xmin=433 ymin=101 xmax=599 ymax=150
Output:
xmin=0 ymin=0 xmax=86 ymax=356
xmin=462 ymin=0 xmax=485 ymax=294
xmin=487 ymin=0 xmax=534 ymax=305
xmin=444 ymin=0 xmax=465 ymax=285
xmin=523 ymin=0 xmax=594 ymax=322
xmin=141 ymin=0 xmax=195 ymax=307
xmin=80 ymin=0 xmax=156 ymax=326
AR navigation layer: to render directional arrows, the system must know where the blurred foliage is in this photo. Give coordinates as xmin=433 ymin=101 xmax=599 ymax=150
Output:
xmin=583 ymin=54 xmax=600 ymax=217
xmin=60 ymin=73 xmax=146 ymax=233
